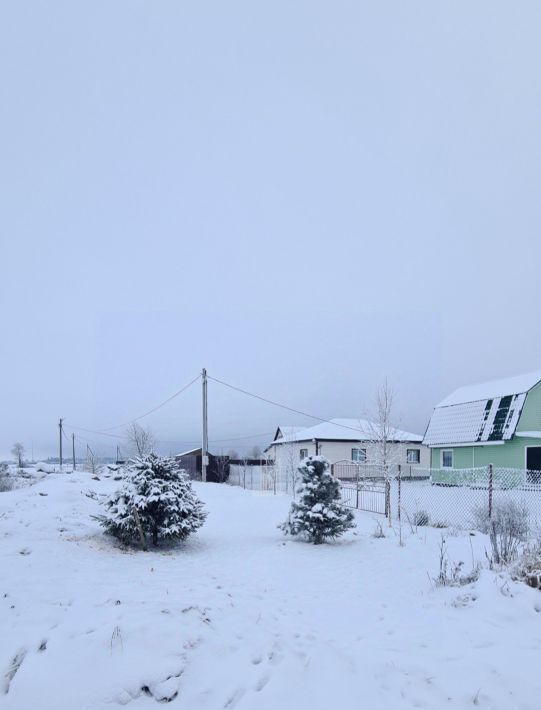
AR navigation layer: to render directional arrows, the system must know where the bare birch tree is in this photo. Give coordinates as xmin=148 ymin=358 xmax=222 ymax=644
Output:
xmin=85 ymin=449 xmax=101 ymax=477
xmin=282 ymin=439 xmax=299 ymax=496
xmin=365 ymin=379 xmax=399 ymax=471
xmin=11 ymin=442 xmax=25 ymax=469
xmin=240 ymin=454 xmax=248 ymax=488
xmin=125 ymin=423 xmax=155 ymax=458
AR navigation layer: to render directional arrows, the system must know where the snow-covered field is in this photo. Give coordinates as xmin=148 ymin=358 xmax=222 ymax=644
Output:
xmin=2 ymin=472 xmax=541 ymax=709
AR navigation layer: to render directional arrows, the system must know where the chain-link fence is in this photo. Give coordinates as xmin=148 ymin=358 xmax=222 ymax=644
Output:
xmin=228 ymin=463 xmax=297 ymax=496
xmin=395 ymin=466 xmax=541 ymax=533
xmin=228 ymin=461 xmax=541 ymax=535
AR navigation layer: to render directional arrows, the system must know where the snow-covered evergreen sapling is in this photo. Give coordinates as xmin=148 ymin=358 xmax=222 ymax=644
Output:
xmin=97 ymin=453 xmax=207 ymax=547
xmin=280 ymin=456 xmax=355 ymax=544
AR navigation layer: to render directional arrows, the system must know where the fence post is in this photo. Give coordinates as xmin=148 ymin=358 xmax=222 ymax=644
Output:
xmin=355 ymin=468 xmax=360 ymax=509
xmin=397 ymin=464 xmax=401 ymax=522
xmin=488 ymin=463 xmax=493 ymax=519
xmin=385 ymin=479 xmax=391 ymax=524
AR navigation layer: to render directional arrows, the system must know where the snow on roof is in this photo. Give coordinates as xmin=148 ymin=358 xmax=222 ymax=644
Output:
xmin=175 ymin=447 xmax=202 ymax=458
xmin=423 ymin=368 xmax=540 ymax=446
xmin=437 ymin=370 xmax=541 ymax=407
xmin=274 ymin=426 xmax=305 ymax=440
xmin=269 ymin=418 xmax=423 ymax=445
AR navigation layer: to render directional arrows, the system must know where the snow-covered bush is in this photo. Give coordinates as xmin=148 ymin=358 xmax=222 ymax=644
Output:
xmin=97 ymin=454 xmax=207 ymax=548
xmin=0 ymin=475 xmax=15 ymax=492
xmin=35 ymin=462 xmax=55 ymax=474
xmin=472 ymin=500 xmax=529 ymax=565
xmin=280 ymin=456 xmax=355 ymax=544
xmin=513 ymin=538 xmax=541 ymax=588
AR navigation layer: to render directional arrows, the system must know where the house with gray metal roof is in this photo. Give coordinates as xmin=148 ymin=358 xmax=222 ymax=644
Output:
xmin=423 ymin=369 xmax=541 ymax=473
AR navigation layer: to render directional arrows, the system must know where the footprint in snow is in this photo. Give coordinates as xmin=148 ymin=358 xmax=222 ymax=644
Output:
xmin=224 ymin=687 xmax=246 ymax=708
xmin=255 ymin=674 xmax=270 ymax=692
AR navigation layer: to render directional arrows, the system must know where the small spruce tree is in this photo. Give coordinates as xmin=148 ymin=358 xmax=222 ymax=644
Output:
xmin=280 ymin=456 xmax=355 ymax=544
xmin=97 ymin=453 xmax=207 ymax=548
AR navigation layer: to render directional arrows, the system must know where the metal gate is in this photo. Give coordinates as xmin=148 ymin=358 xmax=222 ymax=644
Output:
xmin=339 ymin=480 xmax=389 ymax=515
xmin=334 ymin=461 xmax=390 ymax=516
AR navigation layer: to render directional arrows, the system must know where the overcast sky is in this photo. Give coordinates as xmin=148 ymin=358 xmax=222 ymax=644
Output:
xmin=1 ymin=1 xmax=540 ymax=459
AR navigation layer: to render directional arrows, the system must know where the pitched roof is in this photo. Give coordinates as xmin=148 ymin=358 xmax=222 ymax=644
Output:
xmin=424 ymin=369 xmax=541 ymax=446
xmin=274 ymin=426 xmax=305 ymax=440
xmin=269 ymin=418 xmax=423 ymax=445
xmin=175 ymin=447 xmax=202 ymax=457
xmin=436 ymin=370 xmax=541 ymax=407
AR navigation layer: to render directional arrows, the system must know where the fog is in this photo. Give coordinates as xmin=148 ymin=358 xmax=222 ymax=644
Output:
xmin=1 ymin=1 xmax=540 ymax=459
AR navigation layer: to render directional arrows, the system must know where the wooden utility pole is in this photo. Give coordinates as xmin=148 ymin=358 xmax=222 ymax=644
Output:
xmin=59 ymin=418 xmax=64 ymax=470
xmin=72 ymin=433 xmax=76 ymax=471
xmin=202 ymin=368 xmax=208 ymax=482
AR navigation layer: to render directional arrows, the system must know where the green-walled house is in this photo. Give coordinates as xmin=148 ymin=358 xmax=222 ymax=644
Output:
xmin=423 ymin=370 xmax=541 ymax=476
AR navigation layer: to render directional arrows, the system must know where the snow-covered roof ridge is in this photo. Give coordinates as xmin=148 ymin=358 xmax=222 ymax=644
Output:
xmin=270 ymin=418 xmax=423 ymax=445
xmin=437 ymin=369 xmax=541 ymax=408
xmin=275 ymin=425 xmax=305 ymax=439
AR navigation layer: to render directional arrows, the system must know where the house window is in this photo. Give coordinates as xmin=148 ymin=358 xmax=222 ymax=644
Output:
xmin=300 ymin=449 xmax=308 ymax=460
xmin=406 ymin=449 xmax=420 ymax=464
xmin=441 ymin=450 xmax=453 ymax=468
xmin=351 ymin=448 xmax=367 ymax=462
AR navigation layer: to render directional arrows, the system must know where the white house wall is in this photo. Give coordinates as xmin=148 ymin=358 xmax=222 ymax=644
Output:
xmin=268 ymin=440 xmax=430 ymax=469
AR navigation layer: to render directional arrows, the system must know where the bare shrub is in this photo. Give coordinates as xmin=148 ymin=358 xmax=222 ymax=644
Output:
xmin=512 ymin=538 xmax=541 ymax=588
xmin=472 ymin=500 xmax=529 ymax=565
xmin=85 ymin=450 xmax=102 ymax=477
xmin=372 ymin=520 xmax=386 ymax=538
xmin=214 ymin=455 xmax=229 ymax=483
xmin=434 ymin=536 xmax=480 ymax=587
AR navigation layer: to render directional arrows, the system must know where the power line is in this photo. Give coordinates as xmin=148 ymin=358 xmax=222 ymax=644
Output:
xmin=68 ymin=425 xmax=125 ymax=440
xmin=66 ymin=373 xmax=201 ymax=434
xmin=207 ymin=375 xmax=362 ymax=434
xmin=209 ymin=431 xmax=272 ymax=443
xmin=62 ymin=369 xmax=359 ymax=457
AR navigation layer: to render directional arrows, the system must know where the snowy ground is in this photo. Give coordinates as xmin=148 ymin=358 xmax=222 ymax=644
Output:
xmin=2 ymin=473 xmax=541 ymax=709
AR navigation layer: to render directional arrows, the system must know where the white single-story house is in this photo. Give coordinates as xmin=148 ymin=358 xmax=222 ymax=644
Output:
xmin=265 ymin=419 xmax=429 ymax=470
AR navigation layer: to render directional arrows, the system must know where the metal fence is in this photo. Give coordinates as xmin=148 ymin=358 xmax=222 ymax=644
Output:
xmin=228 ymin=463 xmax=297 ymax=495
xmin=340 ymin=479 xmax=390 ymax=515
xmin=227 ymin=461 xmax=541 ymax=534
xmin=395 ymin=466 xmax=541 ymax=533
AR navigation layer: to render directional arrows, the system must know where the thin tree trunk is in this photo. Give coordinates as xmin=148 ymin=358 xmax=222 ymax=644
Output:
xmin=132 ymin=507 xmax=148 ymax=551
